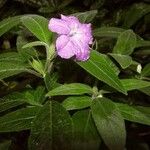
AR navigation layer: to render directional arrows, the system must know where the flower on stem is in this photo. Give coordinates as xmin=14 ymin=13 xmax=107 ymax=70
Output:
xmin=48 ymin=15 xmax=93 ymax=61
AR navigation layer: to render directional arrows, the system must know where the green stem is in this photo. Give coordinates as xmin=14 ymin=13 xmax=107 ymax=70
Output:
xmin=44 ymin=44 xmax=56 ymax=73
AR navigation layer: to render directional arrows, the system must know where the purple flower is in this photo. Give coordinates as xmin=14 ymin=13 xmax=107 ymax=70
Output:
xmin=48 ymin=15 xmax=93 ymax=61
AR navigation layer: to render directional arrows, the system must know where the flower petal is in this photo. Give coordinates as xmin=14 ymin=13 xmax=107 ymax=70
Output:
xmin=56 ymin=35 xmax=77 ymax=59
xmin=71 ymin=38 xmax=90 ymax=61
xmin=76 ymin=48 xmax=90 ymax=61
xmin=61 ymin=14 xmax=80 ymax=29
xmin=48 ymin=18 xmax=70 ymax=34
xmin=61 ymin=14 xmax=79 ymax=24
xmin=56 ymin=35 xmax=69 ymax=50
xmin=78 ymin=23 xmax=93 ymax=44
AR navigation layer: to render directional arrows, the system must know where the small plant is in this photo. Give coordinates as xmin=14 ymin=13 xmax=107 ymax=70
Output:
xmin=0 ymin=3 xmax=150 ymax=150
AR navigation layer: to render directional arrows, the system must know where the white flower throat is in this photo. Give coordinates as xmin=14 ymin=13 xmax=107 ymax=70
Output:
xmin=69 ymin=24 xmax=82 ymax=37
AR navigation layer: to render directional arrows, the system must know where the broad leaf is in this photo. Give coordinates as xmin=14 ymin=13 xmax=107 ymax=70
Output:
xmin=0 ymin=99 xmax=25 ymax=113
xmin=104 ymin=54 xmax=120 ymax=75
xmin=91 ymin=98 xmax=126 ymax=150
xmin=134 ymin=49 xmax=150 ymax=56
xmin=62 ymin=96 xmax=92 ymax=110
xmin=72 ymin=110 xmax=101 ymax=150
xmin=32 ymin=86 xmax=46 ymax=104
xmin=44 ymin=73 xmax=60 ymax=91
xmin=136 ymin=40 xmax=150 ymax=48
xmin=17 ymin=35 xmax=38 ymax=61
xmin=24 ymin=89 xmax=45 ymax=106
xmin=116 ymin=103 xmax=150 ymax=125
xmin=0 ymin=16 xmax=21 ymax=37
xmin=0 ymin=106 xmax=40 ymax=132
xmin=141 ymin=63 xmax=150 ymax=77
xmin=109 ymin=53 xmax=132 ymax=69
xmin=121 ymin=79 xmax=150 ymax=91
xmin=0 ymin=61 xmax=29 ymax=80
xmin=123 ymin=3 xmax=150 ymax=28
xmin=22 ymin=41 xmax=48 ymax=49
xmin=29 ymin=101 xmax=73 ymax=150
xmin=113 ymin=30 xmax=137 ymax=55
xmin=0 ymin=52 xmax=23 ymax=62
xmin=139 ymin=86 xmax=150 ymax=96
xmin=3 ymin=92 xmax=28 ymax=100
xmin=73 ymin=10 xmax=98 ymax=23
xmin=93 ymin=27 xmax=125 ymax=38
xmin=21 ymin=15 xmax=52 ymax=44
xmin=46 ymin=83 xmax=93 ymax=97
xmin=78 ymin=51 xmax=126 ymax=94
xmin=2 ymin=87 xmax=45 ymax=106
xmin=136 ymin=106 xmax=150 ymax=118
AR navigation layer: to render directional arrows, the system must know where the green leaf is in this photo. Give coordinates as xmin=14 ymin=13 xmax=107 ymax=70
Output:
xmin=30 ymin=58 xmax=45 ymax=77
xmin=3 ymin=87 xmax=45 ymax=106
xmin=21 ymin=15 xmax=52 ymax=44
xmin=62 ymin=96 xmax=92 ymax=110
xmin=44 ymin=73 xmax=60 ymax=91
xmin=46 ymin=83 xmax=93 ymax=97
xmin=136 ymin=106 xmax=150 ymax=118
xmin=29 ymin=101 xmax=73 ymax=150
xmin=104 ymin=54 xmax=120 ymax=75
xmin=123 ymin=3 xmax=150 ymax=28
xmin=22 ymin=41 xmax=48 ymax=49
xmin=134 ymin=49 xmax=150 ymax=56
xmin=139 ymin=86 xmax=150 ymax=96
xmin=23 ymin=93 xmax=43 ymax=106
xmin=78 ymin=51 xmax=126 ymax=94
xmin=116 ymin=103 xmax=150 ymax=125
xmin=0 ymin=52 xmax=23 ymax=62
xmin=0 ymin=106 xmax=40 ymax=132
xmin=0 ymin=99 xmax=25 ymax=113
xmin=14 ymin=87 xmax=45 ymax=105
xmin=0 ymin=16 xmax=21 ymax=37
xmin=3 ymin=92 xmax=27 ymax=100
xmin=136 ymin=40 xmax=150 ymax=48
xmin=73 ymin=10 xmax=98 ymax=23
xmin=16 ymin=35 xmax=38 ymax=61
xmin=141 ymin=63 xmax=150 ymax=77
xmin=24 ymin=87 xmax=45 ymax=106
xmin=0 ymin=61 xmax=29 ymax=80
xmin=113 ymin=30 xmax=137 ymax=55
xmin=121 ymin=79 xmax=150 ymax=91
xmin=91 ymin=98 xmax=126 ymax=150
xmin=109 ymin=53 xmax=132 ymax=69
xmin=32 ymin=86 xmax=46 ymax=104
xmin=0 ymin=140 xmax=11 ymax=150
xmin=72 ymin=110 xmax=101 ymax=150
xmin=93 ymin=27 xmax=125 ymax=38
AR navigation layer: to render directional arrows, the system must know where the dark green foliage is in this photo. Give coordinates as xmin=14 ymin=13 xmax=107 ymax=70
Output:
xmin=0 ymin=0 xmax=150 ymax=150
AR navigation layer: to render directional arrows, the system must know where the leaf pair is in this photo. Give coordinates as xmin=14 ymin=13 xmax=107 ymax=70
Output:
xmin=28 ymin=101 xmax=73 ymax=150
xmin=0 ymin=15 xmax=53 ymax=80
xmin=46 ymin=76 xmax=150 ymax=97
xmin=0 ymin=15 xmax=52 ymax=44
xmin=0 ymin=100 xmax=73 ymax=150
xmin=63 ymin=96 xmax=150 ymax=150
xmin=0 ymin=52 xmax=30 ymax=80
